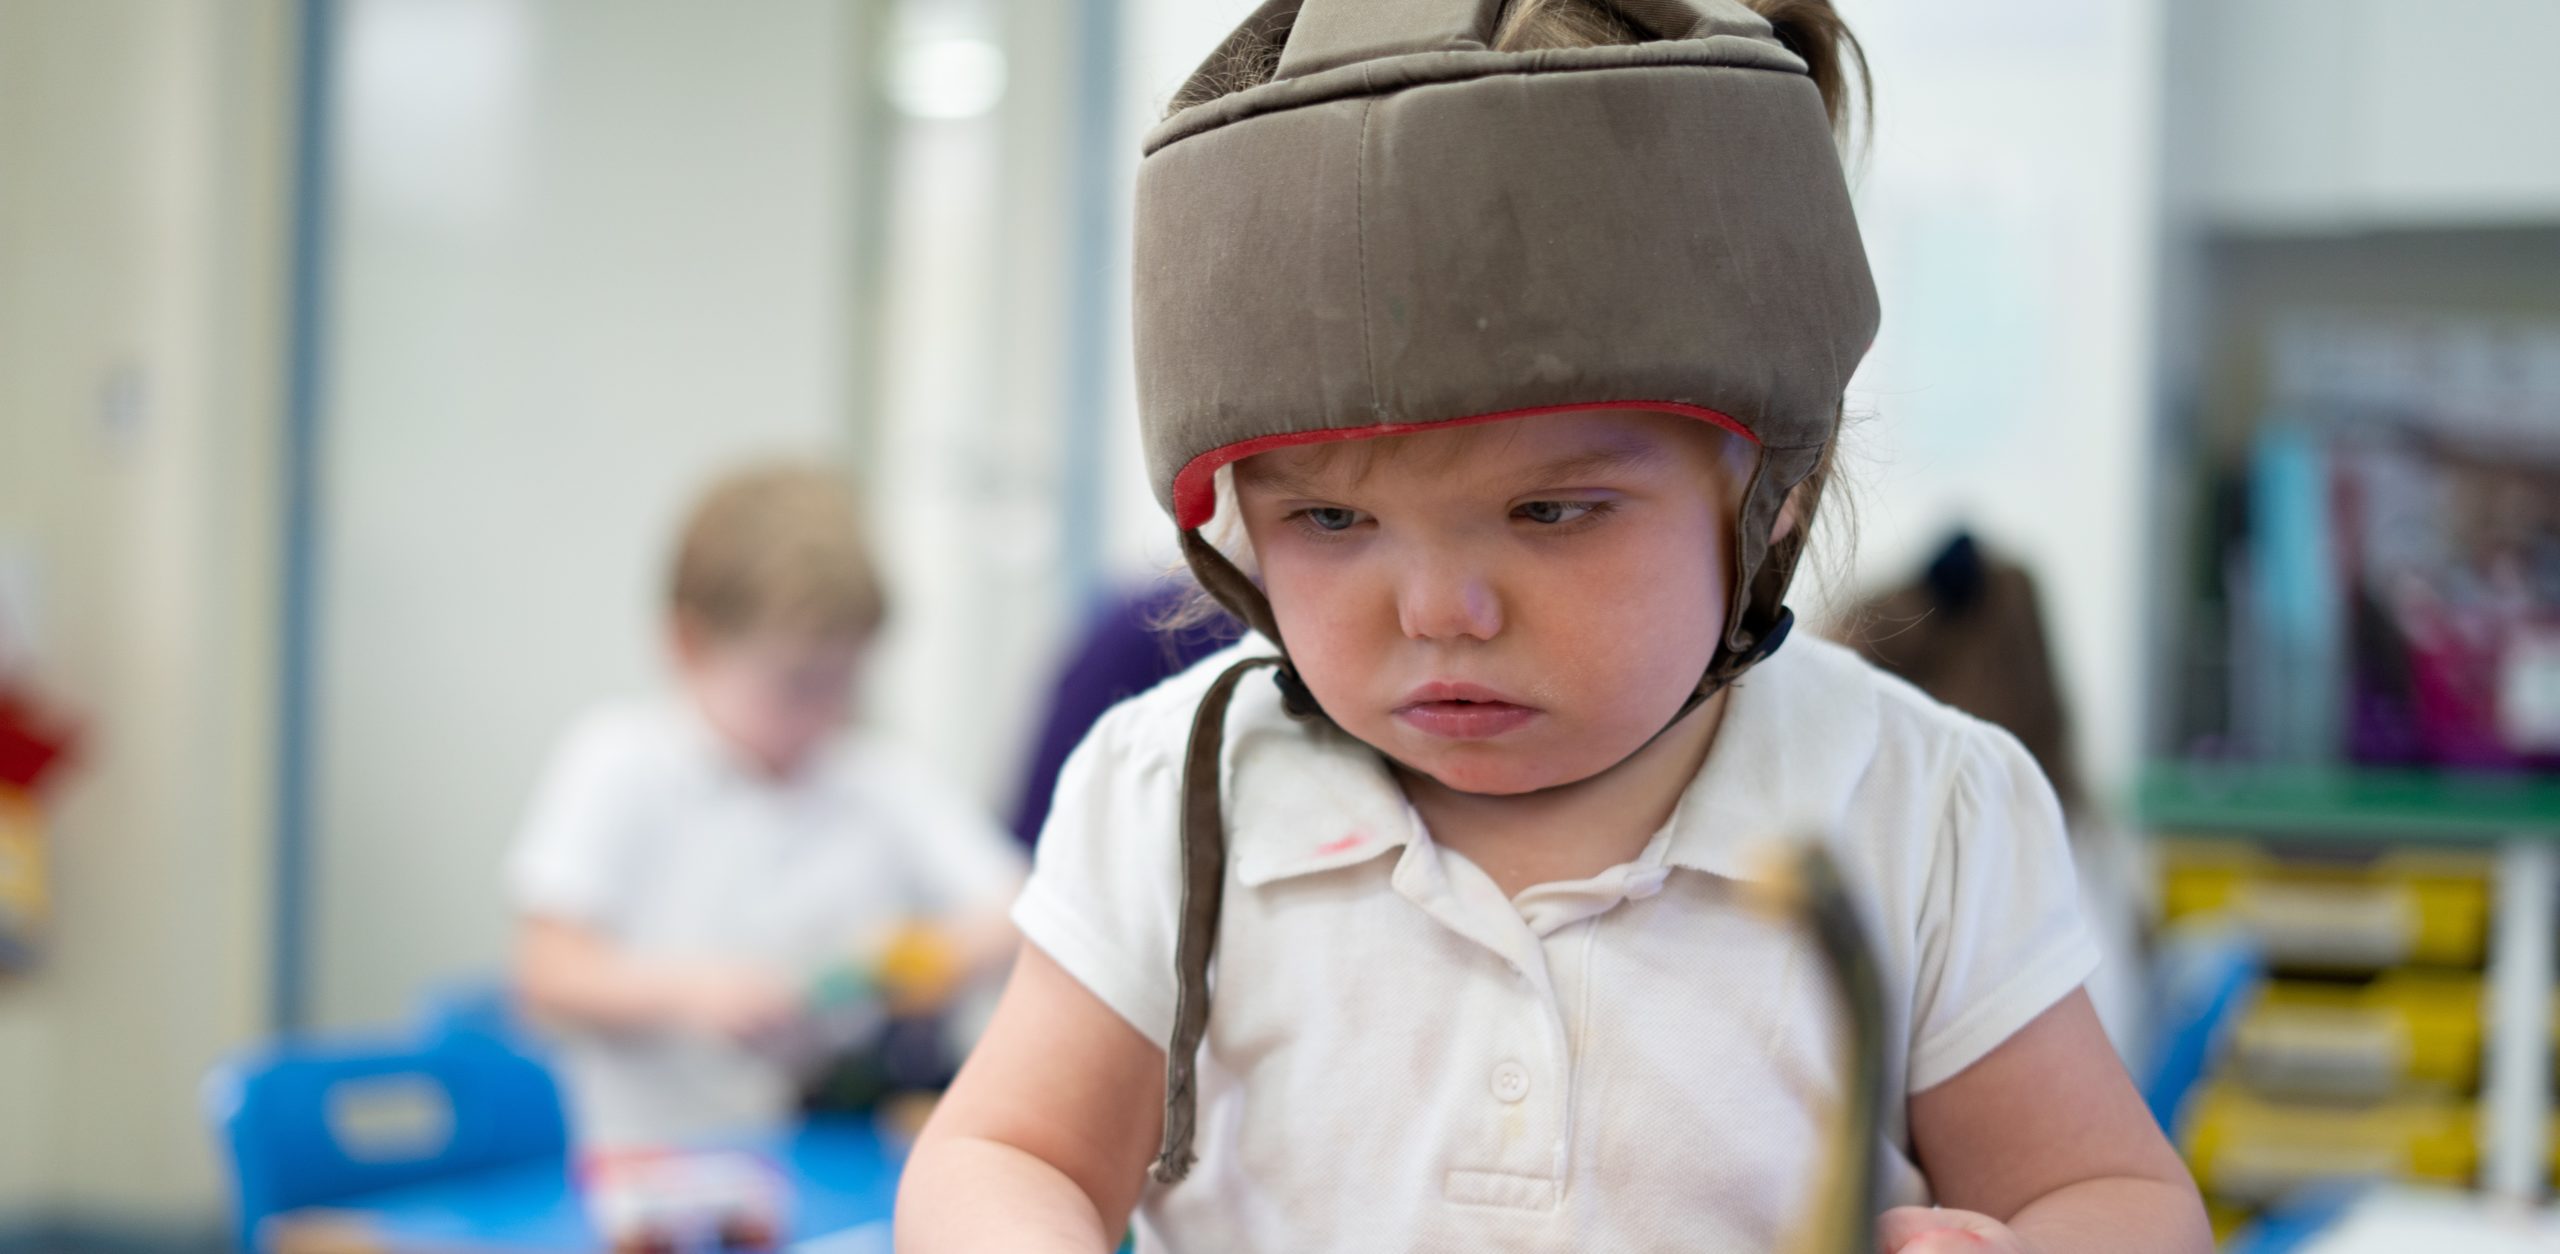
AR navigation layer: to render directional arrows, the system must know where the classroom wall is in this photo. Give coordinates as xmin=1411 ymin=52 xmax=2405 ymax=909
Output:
xmin=307 ymin=0 xmax=860 ymax=1029
xmin=0 ymin=0 xmax=293 ymax=1228
xmin=862 ymin=0 xmax=1081 ymax=837
xmin=1812 ymin=0 xmax=2165 ymax=798
xmin=1098 ymin=0 xmax=1252 ymax=579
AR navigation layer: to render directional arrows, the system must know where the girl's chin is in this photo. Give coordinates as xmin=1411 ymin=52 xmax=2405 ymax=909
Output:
xmin=1396 ymin=746 xmax=1593 ymax=797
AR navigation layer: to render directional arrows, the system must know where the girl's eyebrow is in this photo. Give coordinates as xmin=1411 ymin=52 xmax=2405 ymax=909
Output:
xmin=1511 ymin=440 xmax=1668 ymax=488
xmin=1234 ymin=461 xmax=1338 ymax=501
xmin=1237 ymin=434 xmax=1670 ymax=500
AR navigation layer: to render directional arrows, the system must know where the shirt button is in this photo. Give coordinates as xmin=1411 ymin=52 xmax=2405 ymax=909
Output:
xmin=1491 ymin=1061 xmax=1531 ymax=1104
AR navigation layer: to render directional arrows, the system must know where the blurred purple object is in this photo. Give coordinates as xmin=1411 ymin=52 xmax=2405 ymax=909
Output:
xmin=1008 ymin=579 xmax=1242 ymax=845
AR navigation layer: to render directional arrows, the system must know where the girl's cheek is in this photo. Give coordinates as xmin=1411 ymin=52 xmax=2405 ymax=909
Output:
xmin=1272 ymin=551 xmax=1360 ymax=622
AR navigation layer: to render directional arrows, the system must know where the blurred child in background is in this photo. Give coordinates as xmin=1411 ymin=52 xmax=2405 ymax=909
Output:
xmin=507 ymin=461 xmax=1024 ymax=1151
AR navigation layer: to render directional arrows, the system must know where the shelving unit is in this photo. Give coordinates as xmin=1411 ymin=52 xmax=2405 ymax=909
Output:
xmin=2147 ymin=0 xmax=2560 ymax=1226
xmin=2140 ymin=765 xmax=2560 ymax=846
xmin=2141 ymin=768 xmax=2558 ymax=1203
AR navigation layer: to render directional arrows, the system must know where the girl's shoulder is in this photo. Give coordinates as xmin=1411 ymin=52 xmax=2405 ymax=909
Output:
xmin=1070 ymin=635 xmax=1294 ymax=771
xmin=1720 ymin=637 xmax=2037 ymax=803
xmin=1714 ymin=635 xmax=2064 ymax=879
xmin=1763 ymin=633 xmax=2035 ymax=782
xmin=1781 ymin=633 xmax=1991 ymax=734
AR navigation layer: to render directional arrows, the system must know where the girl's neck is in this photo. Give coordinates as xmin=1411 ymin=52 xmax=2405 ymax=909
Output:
xmin=1396 ymin=689 xmax=1730 ymax=900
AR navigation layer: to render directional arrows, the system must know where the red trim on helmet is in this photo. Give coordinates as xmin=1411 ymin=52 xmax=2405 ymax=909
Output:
xmin=1170 ymin=400 xmax=1760 ymax=529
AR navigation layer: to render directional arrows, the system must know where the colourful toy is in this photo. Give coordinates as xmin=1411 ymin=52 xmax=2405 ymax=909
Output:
xmin=772 ymin=922 xmax=972 ymax=1099
xmin=805 ymin=923 xmax=963 ymax=1032
xmin=580 ymin=1147 xmax=792 ymax=1254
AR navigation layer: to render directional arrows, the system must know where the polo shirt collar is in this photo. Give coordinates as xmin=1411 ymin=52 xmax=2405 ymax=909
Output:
xmin=1227 ymin=680 xmax=1418 ymax=887
xmin=1658 ymin=635 xmax=1880 ymax=881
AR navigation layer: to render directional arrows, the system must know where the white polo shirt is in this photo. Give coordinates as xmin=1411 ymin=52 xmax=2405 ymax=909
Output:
xmin=1013 ymin=634 xmax=2099 ymax=1251
xmin=509 ymin=698 xmax=1026 ymax=1148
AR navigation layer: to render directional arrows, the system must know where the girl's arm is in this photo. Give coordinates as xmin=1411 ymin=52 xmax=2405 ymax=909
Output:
xmin=897 ymin=940 xmax=1165 ymax=1252
xmin=941 ymin=893 xmax=1027 ymax=981
xmin=1888 ymin=988 xmax=2211 ymax=1254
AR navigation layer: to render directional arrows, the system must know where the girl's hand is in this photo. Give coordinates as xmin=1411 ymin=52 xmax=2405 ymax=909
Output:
xmin=1878 ymin=1205 xmax=2036 ymax=1253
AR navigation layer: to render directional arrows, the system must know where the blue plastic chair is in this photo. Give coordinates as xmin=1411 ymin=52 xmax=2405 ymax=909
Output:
xmin=2136 ymin=924 xmax=2265 ymax=1138
xmin=203 ymin=1026 xmax=570 ymax=1252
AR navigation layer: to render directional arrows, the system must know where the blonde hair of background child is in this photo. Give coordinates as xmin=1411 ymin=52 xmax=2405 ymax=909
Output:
xmin=669 ymin=462 xmax=887 ymax=642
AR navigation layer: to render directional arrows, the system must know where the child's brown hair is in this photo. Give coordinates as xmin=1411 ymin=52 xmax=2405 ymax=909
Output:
xmin=669 ymin=462 xmax=887 ymax=642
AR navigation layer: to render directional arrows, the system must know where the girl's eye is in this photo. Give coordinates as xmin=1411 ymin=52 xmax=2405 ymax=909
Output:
xmin=1515 ymin=500 xmax=1600 ymax=526
xmin=1302 ymin=507 xmax=1360 ymax=533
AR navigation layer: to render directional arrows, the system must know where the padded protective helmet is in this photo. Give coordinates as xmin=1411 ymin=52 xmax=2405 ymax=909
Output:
xmin=1138 ymin=0 xmax=1880 ymax=712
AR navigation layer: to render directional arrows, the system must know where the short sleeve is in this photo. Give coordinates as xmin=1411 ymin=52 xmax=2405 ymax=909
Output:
xmin=506 ymin=711 xmax=654 ymax=929
xmin=1008 ymin=701 xmax=1186 ymax=1046
xmin=866 ymin=747 xmax=1029 ymax=917
xmin=1904 ymin=725 xmax=2103 ymax=1093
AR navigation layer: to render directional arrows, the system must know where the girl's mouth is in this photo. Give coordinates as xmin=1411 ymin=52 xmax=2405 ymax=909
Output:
xmin=1394 ymin=683 xmax=1539 ymax=740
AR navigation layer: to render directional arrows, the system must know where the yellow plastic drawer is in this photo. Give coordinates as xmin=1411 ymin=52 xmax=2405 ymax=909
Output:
xmin=2233 ymin=972 xmax=2483 ymax=1099
xmin=2183 ymin=1083 xmax=2475 ymax=1206
xmin=2159 ymin=841 xmax=2490 ymax=971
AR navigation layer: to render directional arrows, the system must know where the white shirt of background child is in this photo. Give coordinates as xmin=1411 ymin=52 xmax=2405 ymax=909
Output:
xmin=509 ymin=698 xmax=1026 ymax=1148
xmin=1014 ymin=634 xmax=2099 ymax=1252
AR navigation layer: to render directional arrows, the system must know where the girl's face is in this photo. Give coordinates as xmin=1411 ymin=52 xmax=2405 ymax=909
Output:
xmin=1234 ymin=410 xmax=1749 ymax=796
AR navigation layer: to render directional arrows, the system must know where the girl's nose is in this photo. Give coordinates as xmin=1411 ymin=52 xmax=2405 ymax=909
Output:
xmin=1396 ymin=560 xmax=1503 ymax=643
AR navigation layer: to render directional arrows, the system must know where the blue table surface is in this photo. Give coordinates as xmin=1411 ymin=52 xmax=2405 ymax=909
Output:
xmin=285 ymin=1117 xmax=903 ymax=1252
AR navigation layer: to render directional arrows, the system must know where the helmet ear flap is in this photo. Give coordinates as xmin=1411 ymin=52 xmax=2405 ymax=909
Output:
xmin=1176 ymin=528 xmax=1327 ymax=722
xmin=1722 ymin=439 xmax=1825 ymax=664
xmin=1178 ymin=527 xmax=1283 ymax=646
